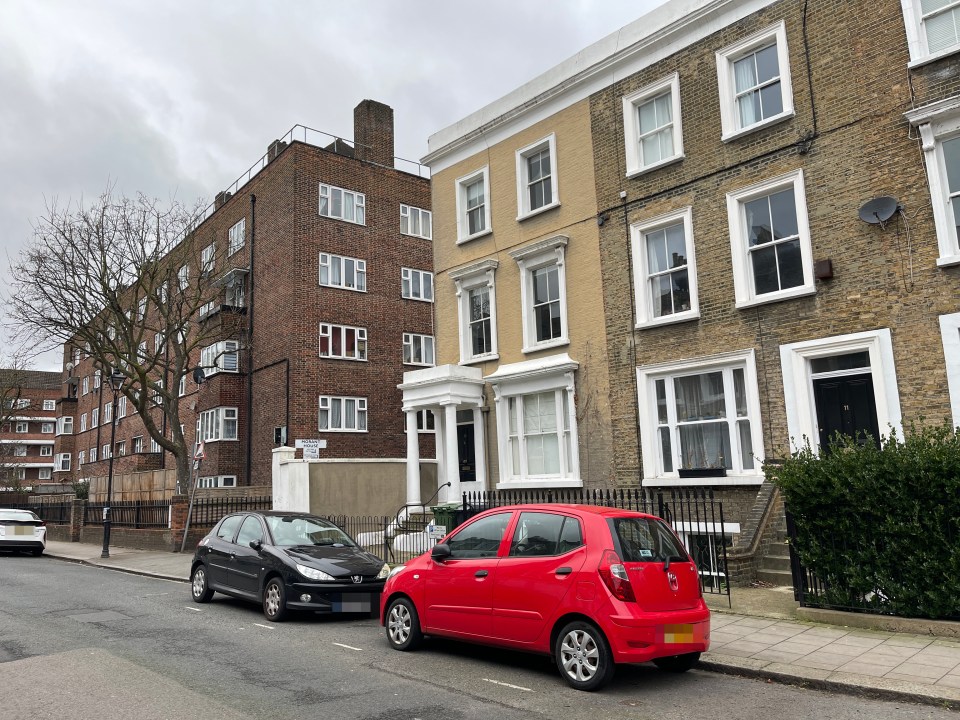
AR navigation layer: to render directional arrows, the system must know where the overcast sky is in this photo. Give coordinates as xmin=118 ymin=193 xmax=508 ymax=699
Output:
xmin=0 ymin=0 xmax=666 ymax=370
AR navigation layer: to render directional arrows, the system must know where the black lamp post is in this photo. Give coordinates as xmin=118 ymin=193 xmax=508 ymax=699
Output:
xmin=100 ymin=369 xmax=126 ymax=559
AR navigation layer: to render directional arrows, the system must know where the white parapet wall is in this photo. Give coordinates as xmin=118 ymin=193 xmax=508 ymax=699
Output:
xmin=272 ymin=447 xmax=310 ymax=512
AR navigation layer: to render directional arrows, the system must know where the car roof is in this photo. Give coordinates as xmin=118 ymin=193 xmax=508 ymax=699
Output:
xmin=481 ymin=503 xmax=661 ymax=520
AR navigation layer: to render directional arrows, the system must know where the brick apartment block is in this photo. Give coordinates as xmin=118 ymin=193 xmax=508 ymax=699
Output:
xmin=53 ymin=100 xmax=436 ymax=492
xmin=0 ymin=370 xmax=60 ymax=486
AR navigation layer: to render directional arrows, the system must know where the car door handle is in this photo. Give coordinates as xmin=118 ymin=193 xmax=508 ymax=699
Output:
xmin=555 ymin=567 xmax=572 ymax=575
xmin=475 ymin=570 xmax=488 ymax=578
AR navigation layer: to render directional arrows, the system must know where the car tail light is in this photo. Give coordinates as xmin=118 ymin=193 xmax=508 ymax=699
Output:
xmin=598 ymin=549 xmax=635 ymax=602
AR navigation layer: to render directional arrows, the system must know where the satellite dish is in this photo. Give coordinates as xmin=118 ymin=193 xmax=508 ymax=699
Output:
xmin=858 ymin=196 xmax=899 ymax=225
xmin=192 ymin=366 xmax=206 ymax=385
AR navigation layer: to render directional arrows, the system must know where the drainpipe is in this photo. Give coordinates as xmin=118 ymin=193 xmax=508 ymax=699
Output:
xmin=246 ymin=194 xmax=256 ymax=486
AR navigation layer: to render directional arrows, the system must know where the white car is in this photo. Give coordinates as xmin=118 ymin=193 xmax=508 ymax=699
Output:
xmin=0 ymin=509 xmax=47 ymax=556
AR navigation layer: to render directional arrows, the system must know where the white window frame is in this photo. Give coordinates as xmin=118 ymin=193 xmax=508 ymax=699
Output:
xmin=726 ymin=169 xmax=814 ymax=307
xmin=228 ymin=218 xmax=246 ymax=256
xmin=779 ymin=329 xmax=903 ymax=454
xmin=179 ymin=375 xmax=187 ymax=397
xmin=414 ymin=409 xmax=435 ymax=434
xmin=102 ymin=444 xmax=111 ymax=459
xmin=56 ymin=417 xmax=73 ymax=435
xmin=318 ymin=323 xmax=368 ymax=361
xmin=42 ymin=400 xmax=56 ymax=411
xmin=319 ymin=253 xmax=367 ymax=292
xmin=201 ymin=340 xmax=240 ymax=376
xmin=402 ymin=333 xmax=435 ymax=366
xmin=150 ymin=438 xmax=161 ymax=453
xmin=637 ymin=349 xmax=766 ymax=487
xmin=137 ymin=297 xmax=147 ymax=320
xmin=318 ymin=396 xmax=368 ymax=433
xmin=319 ymin=183 xmax=366 ymax=225
xmin=623 ymin=73 xmax=684 ymax=177
xmin=631 ymin=207 xmax=699 ymax=327
xmin=906 ymin=98 xmax=960 ymax=266
xmin=515 ymin=134 xmax=560 ymax=219
xmin=80 ymin=414 xmax=87 ymax=433
xmin=178 ymin=265 xmax=190 ymax=291
xmin=90 ymin=447 xmax=97 ymax=463
xmin=93 ymin=370 xmax=101 ymax=389
xmin=39 ymin=468 xmax=52 ymax=480
xmin=400 ymin=204 xmax=432 ymax=239
xmin=132 ymin=436 xmax=143 ymax=454
xmin=716 ymin=22 xmax=794 ymax=142
xmin=451 ymin=259 xmax=499 ymax=364
xmin=901 ymin=0 xmax=960 ymax=66
xmin=401 ymin=268 xmax=434 ymax=302
xmin=103 ymin=402 xmax=112 ymax=424
xmin=13 ymin=445 xmax=26 ymax=457
xmin=198 ymin=407 xmax=239 ymax=443
xmin=16 ymin=421 xmax=28 ymax=434
xmin=201 ymin=243 xmax=215 ymax=275
xmin=510 ymin=235 xmax=570 ymax=353
xmin=116 ymin=441 xmax=126 ymax=457
xmin=455 ymin=166 xmax=491 ymax=243
xmin=487 ymin=354 xmax=581 ymax=489
xmin=41 ymin=422 xmax=54 ymax=434
xmin=40 ymin=445 xmax=52 ymax=457
xmin=91 ymin=408 xmax=98 ymax=428
xmin=56 ymin=453 xmax=71 ymax=472
xmin=941 ymin=312 xmax=960 ymax=427
xmin=117 ymin=395 xmax=127 ymax=419
xmin=81 ymin=376 xmax=89 ymax=396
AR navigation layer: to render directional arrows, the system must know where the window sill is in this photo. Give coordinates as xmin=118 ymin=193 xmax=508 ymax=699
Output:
xmin=721 ymin=111 xmax=795 ymax=143
xmin=516 ymin=200 xmax=560 ymax=222
xmin=460 ymin=353 xmax=500 ymax=366
xmin=318 ymin=429 xmax=369 ymax=434
xmin=635 ymin=311 xmax=700 ymax=330
xmin=319 ymin=284 xmax=367 ymax=293
xmin=937 ymin=254 xmax=960 ymax=268
xmin=404 ymin=362 xmax=436 ymax=368
xmin=642 ymin=474 xmax=765 ymax=487
xmin=907 ymin=45 xmax=960 ymax=69
xmin=319 ymin=216 xmax=366 ymax=227
xmin=456 ymin=229 xmax=493 ymax=245
xmin=318 ymin=357 xmax=368 ymax=362
xmin=400 ymin=232 xmax=433 ymax=241
xmin=625 ymin=154 xmax=685 ymax=179
xmin=735 ymin=284 xmax=815 ymax=310
xmin=495 ymin=478 xmax=583 ymax=490
xmin=522 ymin=338 xmax=570 ymax=355
xmin=402 ymin=296 xmax=435 ymax=303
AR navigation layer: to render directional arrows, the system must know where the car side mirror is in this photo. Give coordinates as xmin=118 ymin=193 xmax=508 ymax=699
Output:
xmin=431 ymin=543 xmax=451 ymax=562
xmin=249 ymin=539 xmax=262 ymax=551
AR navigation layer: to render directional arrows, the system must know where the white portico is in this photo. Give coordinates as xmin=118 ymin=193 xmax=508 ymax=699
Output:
xmin=399 ymin=364 xmax=486 ymax=506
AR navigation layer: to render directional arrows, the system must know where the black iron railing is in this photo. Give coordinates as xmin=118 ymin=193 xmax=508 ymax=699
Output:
xmin=86 ymin=501 xmax=170 ymax=529
xmin=189 ymin=496 xmax=273 ymax=527
xmin=316 ymin=514 xmax=393 ymax=562
xmin=5 ymin=501 xmax=72 ymax=525
xmin=461 ymin=488 xmax=731 ymax=603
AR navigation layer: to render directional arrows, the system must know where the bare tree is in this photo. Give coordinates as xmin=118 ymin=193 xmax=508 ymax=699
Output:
xmin=6 ymin=190 xmax=239 ymax=492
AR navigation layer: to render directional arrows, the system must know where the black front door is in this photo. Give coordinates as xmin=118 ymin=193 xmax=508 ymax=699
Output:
xmin=457 ymin=422 xmax=476 ymax=483
xmin=813 ymin=373 xmax=881 ymax=451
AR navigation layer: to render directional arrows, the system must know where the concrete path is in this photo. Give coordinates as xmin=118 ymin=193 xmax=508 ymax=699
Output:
xmin=41 ymin=540 xmax=960 ymax=709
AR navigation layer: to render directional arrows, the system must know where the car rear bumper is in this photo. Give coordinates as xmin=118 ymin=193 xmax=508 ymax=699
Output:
xmin=285 ymin=580 xmax=385 ymax=614
xmin=605 ymin=606 xmax=710 ymax=663
xmin=0 ymin=538 xmax=46 ymax=550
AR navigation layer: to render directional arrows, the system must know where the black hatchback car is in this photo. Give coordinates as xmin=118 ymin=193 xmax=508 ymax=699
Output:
xmin=190 ymin=511 xmax=389 ymax=622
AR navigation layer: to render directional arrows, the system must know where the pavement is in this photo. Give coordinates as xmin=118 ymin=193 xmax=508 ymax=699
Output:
xmin=42 ymin=539 xmax=960 ymax=709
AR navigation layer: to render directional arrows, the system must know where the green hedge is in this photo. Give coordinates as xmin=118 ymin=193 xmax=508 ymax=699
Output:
xmin=770 ymin=424 xmax=960 ymax=619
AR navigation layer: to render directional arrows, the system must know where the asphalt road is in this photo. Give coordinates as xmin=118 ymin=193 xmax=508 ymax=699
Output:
xmin=0 ymin=555 xmax=955 ymax=720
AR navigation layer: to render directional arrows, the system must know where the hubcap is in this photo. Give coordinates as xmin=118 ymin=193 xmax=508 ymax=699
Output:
xmin=388 ymin=604 xmax=411 ymax=645
xmin=560 ymin=629 xmax=600 ymax=682
xmin=265 ymin=583 xmax=281 ymax=617
xmin=192 ymin=569 xmax=205 ymax=598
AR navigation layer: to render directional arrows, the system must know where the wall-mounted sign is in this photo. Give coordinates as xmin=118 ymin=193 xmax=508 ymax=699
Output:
xmin=295 ymin=438 xmax=327 ymax=459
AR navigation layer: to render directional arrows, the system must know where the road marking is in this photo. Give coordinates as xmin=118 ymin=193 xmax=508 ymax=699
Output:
xmin=184 ymin=607 xmax=202 ymax=612
xmin=332 ymin=642 xmax=362 ymax=651
xmin=482 ymin=678 xmax=532 ymax=692
xmin=254 ymin=623 xmax=275 ymax=630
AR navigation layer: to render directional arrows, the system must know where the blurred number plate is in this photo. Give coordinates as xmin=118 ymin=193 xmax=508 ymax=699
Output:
xmin=660 ymin=624 xmax=695 ymax=643
xmin=14 ymin=526 xmax=33 ymax=536
xmin=333 ymin=593 xmax=371 ymax=612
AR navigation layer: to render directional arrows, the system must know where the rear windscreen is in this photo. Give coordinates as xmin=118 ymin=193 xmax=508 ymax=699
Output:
xmin=611 ymin=517 xmax=688 ymax=563
xmin=0 ymin=510 xmax=38 ymax=522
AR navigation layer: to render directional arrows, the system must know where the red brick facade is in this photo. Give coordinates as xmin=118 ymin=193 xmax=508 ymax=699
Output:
xmin=0 ymin=370 xmax=60 ymax=486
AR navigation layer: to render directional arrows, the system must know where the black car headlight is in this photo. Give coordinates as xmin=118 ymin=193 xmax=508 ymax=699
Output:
xmin=295 ymin=563 xmax=335 ymax=581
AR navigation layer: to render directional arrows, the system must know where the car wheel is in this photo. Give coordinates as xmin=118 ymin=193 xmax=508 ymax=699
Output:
xmin=555 ymin=621 xmax=615 ymax=691
xmin=653 ymin=652 xmax=701 ymax=673
xmin=190 ymin=564 xmax=214 ymax=603
xmin=385 ymin=597 xmax=422 ymax=651
xmin=262 ymin=577 xmax=288 ymax=622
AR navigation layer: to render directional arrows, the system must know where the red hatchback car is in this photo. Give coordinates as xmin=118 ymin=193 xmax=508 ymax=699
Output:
xmin=380 ymin=504 xmax=710 ymax=690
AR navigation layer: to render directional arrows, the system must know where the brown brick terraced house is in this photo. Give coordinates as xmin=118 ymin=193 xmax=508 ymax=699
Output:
xmin=0 ymin=370 xmax=60 ymax=487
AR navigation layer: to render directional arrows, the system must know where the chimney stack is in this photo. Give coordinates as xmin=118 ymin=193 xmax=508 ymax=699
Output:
xmin=353 ymin=100 xmax=394 ymax=167
xmin=267 ymin=139 xmax=288 ymax=163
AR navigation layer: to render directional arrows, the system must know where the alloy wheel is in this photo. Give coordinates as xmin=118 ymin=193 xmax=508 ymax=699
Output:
xmin=192 ymin=568 xmax=206 ymax=599
xmin=264 ymin=583 xmax=281 ymax=618
xmin=560 ymin=628 xmax=601 ymax=683
xmin=388 ymin=603 xmax=411 ymax=645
